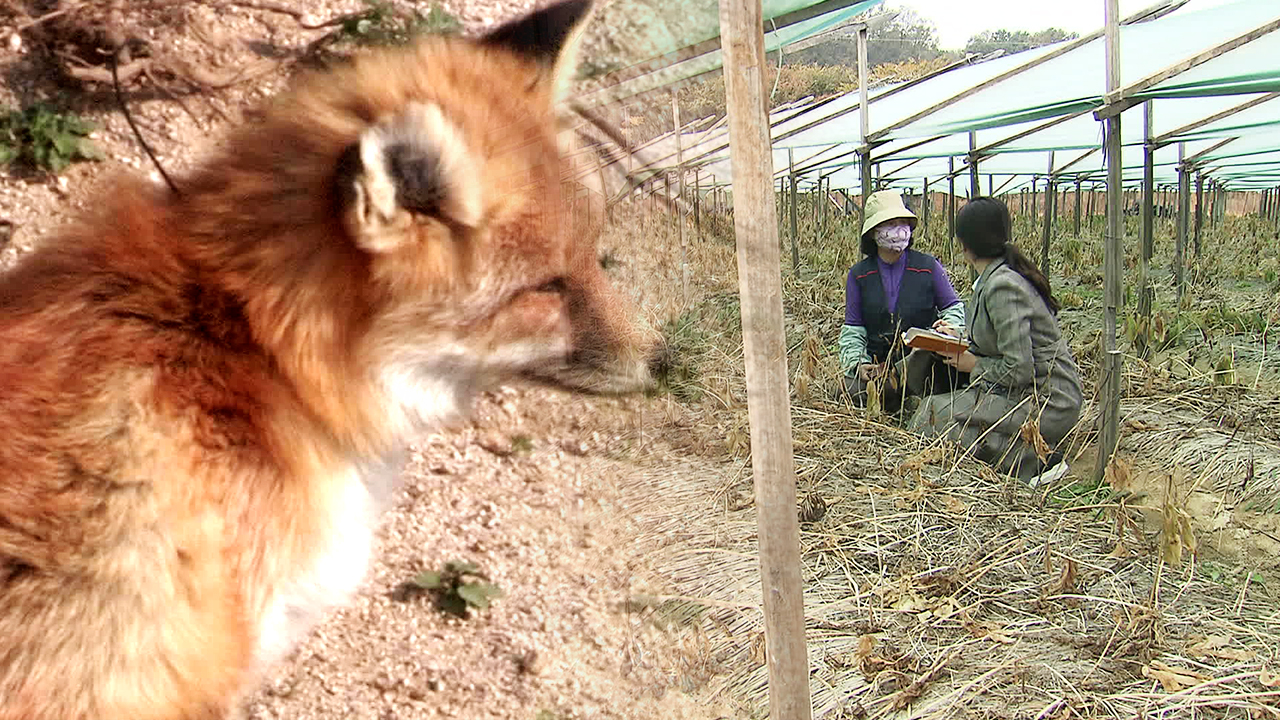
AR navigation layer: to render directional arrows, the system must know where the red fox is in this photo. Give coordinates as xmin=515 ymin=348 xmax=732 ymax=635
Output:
xmin=0 ymin=1 xmax=656 ymax=717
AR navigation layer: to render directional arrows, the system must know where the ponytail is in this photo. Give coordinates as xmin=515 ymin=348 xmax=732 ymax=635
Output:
xmin=1002 ymin=243 xmax=1059 ymax=314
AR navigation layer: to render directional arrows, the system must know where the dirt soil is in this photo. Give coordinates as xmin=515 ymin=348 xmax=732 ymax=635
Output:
xmin=0 ymin=2 xmax=744 ymax=719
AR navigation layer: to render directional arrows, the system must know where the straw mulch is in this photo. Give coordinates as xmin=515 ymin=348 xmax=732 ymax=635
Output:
xmin=622 ymin=401 xmax=1280 ymax=719
xmin=1118 ymin=384 xmax=1280 ymax=512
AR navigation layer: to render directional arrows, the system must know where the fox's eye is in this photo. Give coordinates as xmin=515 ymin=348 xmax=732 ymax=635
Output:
xmin=535 ymin=277 xmax=567 ymax=295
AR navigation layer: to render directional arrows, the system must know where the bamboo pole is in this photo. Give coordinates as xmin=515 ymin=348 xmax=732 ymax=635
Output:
xmin=1095 ymin=0 xmax=1124 ymax=484
xmin=717 ymin=0 xmax=811 ymax=716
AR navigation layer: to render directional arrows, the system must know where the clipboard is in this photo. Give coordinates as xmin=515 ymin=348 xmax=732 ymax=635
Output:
xmin=902 ymin=327 xmax=969 ymax=355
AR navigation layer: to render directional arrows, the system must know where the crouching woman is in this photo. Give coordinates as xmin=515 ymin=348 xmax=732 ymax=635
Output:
xmin=909 ymin=197 xmax=1083 ymax=482
xmin=840 ymin=190 xmax=967 ymax=411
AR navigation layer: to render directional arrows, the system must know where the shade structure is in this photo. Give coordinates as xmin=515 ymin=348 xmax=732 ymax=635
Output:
xmin=616 ymin=0 xmax=1280 ymax=193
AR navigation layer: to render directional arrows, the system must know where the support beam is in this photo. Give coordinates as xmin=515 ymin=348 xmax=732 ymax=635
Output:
xmin=716 ymin=0 xmax=811 ymax=716
xmin=1153 ymin=92 xmax=1280 ymax=146
xmin=972 ymin=109 xmax=1093 ymax=158
xmin=877 ymin=155 xmax=929 ymax=183
xmin=1186 ymin=136 xmax=1238 ymax=165
xmin=1095 ymin=0 xmax=1124 ymax=485
xmin=1094 ymin=15 xmax=1280 ymax=120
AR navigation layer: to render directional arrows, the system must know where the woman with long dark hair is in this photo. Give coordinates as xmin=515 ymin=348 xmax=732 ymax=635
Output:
xmin=909 ymin=196 xmax=1083 ymax=483
xmin=840 ymin=190 xmax=966 ymax=411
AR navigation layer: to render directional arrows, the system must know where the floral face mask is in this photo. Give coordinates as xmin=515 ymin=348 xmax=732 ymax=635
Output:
xmin=874 ymin=222 xmax=912 ymax=252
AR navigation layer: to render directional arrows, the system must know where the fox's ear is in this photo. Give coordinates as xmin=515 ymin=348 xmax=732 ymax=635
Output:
xmin=481 ymin=0 xmax=594 ymax=101
xmin=336 ymin=102 xmax=481 ymax=254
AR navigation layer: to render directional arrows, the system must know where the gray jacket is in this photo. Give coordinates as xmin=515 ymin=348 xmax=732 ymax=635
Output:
xmin=966 ymin=258 xmax=1082 ymax=439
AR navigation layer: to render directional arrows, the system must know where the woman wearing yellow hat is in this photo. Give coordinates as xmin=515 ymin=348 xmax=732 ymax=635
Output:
xmin=840 ymin=190 xmax=966 ymax=411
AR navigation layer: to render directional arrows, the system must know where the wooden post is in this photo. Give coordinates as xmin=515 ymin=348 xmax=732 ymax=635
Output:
xmin=788 ymin=149 xmax=799 ymax=272
xmin=968 ymin=131 xmax=980 ymax=200
xmin=694 ymin=168 xmax=702 ymax=237
xmin=921 ymin=176 xmax=931 ymax=236
xmin=1137 ymin=100 xmax=1155 ymax=358
xmin=666 ymin=172 xmax=674 ymax=235
xmin=820 ymin=175 xmax=828 ymax=236
xmin=1095 ymin=0 xmax=1124 ymax=484
xmin=947 ymin=157 xmax=956 ymax=241
xmin=1176 ymin=143 xmax=1189 ymax=303
xmin=811 ymin=175 xmax=819 ymax=230
xmin=717 ymin=0 xmax=812 ymax=717
xmin=1074 ymin=178 xmax=1083 ymax=236
xmin=1041 ymin=153 xmax=1056 ymax=278
xmin=673 ymin=91 xmax=689 ymax=305
xmin=1193 ymin=172 xmax=1204 ymax=257
xmin=1030 ymin=176 xmax=1039 ymax=228
xmin=856 ymin=22 xmax=873 ymax=225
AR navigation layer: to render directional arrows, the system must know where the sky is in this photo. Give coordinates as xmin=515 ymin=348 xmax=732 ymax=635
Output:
xmin=898 ymin=0 xmax=1238 ymax=50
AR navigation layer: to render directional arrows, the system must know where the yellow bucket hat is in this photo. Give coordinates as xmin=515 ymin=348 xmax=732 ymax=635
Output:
xmin=861 ymin=190 xmax=918 ymax=238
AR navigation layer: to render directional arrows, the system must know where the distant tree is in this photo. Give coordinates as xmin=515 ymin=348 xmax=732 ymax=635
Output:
xmin=781 ymin=6 xmax=943 ymax=68
xmin=964 ymin=27 xmax=1078 ymax=57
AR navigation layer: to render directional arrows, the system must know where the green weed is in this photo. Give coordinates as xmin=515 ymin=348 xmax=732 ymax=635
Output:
xmin=391 ymin=560 xmax=503 ymax=617
xmin=326 ymin=0 xmax=460 ymax=48
xmin=0 ymin=103 xmax=102 ymax=173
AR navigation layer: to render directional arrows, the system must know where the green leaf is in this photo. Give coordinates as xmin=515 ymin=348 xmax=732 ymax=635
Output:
xmin=457 ymin=581 xmax=503 ymax=609
xmin=411 ymin=570 xmax=443 ymax=589
xmin=445 ymin=560 xmax=481 ymax=576
xmin=77 ymin=140 xmax=104 ymax=161
xmin=52 ymin=133 xmax=76 ymax=156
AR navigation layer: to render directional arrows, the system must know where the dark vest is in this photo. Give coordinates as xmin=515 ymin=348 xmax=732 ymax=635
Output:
xmin=851 ymin=249 xmax=940 ymax=362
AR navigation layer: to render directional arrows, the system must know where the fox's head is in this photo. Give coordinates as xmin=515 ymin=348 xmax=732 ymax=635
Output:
xmin=170 ymin=0 xmax=658 ymax=444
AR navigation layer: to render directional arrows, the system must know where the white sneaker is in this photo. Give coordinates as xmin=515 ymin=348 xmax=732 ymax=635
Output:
xmin=1028 ymin=460 xmax=1069 ymax=487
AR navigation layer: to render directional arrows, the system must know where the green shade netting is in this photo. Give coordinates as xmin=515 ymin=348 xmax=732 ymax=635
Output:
xmin=583 ymin=0 xmax=882 ymax=105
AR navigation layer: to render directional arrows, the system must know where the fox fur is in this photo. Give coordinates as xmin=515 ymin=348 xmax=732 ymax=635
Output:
xmin=0 ymin=1 xmax=655 ymax=718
